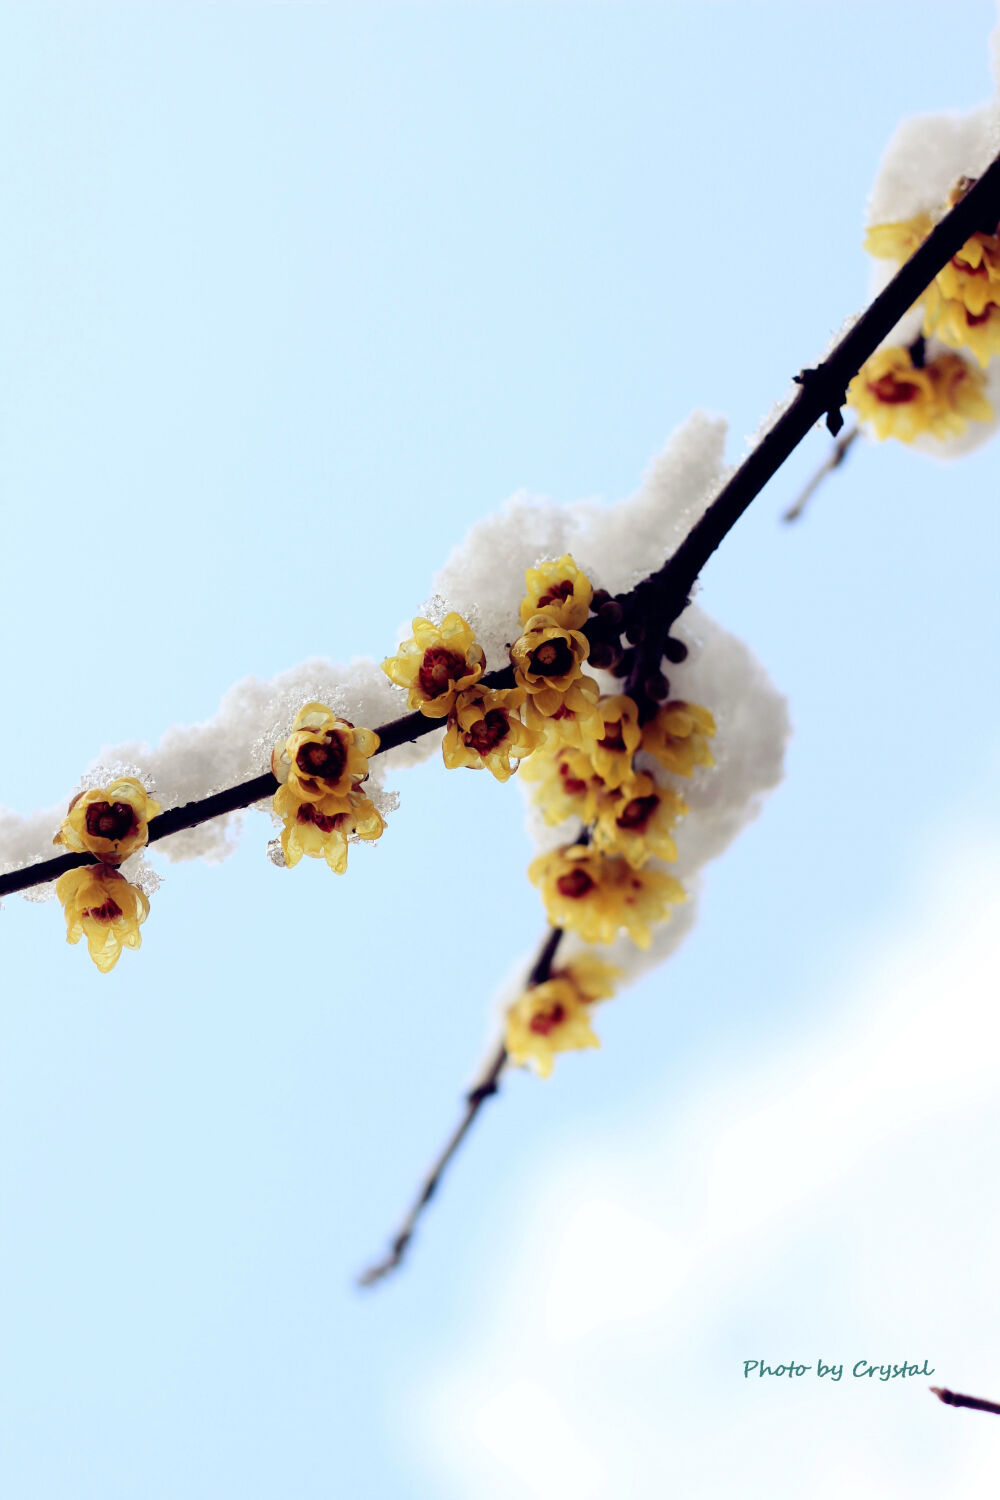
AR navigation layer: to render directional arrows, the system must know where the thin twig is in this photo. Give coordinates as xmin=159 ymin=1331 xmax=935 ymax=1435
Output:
xmin=931 ymin=1386 xmax=1000 ymax=1416
xmin=356 ymin=924 xmax=565 ymax=1287
xmin=782 ymin=425 xmax=861 ymax=523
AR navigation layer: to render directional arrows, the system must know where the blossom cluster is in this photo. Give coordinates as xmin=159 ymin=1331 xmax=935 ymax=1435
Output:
xmin=270 ymin=703 xmax=384 ymax=873
xmin=848 ymin=92 xmax=1000 ymax=450
xmin=52 ymin=778 xmax=161 ymax=972
xmin=382 ymin=553 xmax=719 ymax=1077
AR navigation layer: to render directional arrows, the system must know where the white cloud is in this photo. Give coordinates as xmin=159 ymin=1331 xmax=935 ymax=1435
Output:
xmin=414 ymin=833 xmax=1000 ymax=1498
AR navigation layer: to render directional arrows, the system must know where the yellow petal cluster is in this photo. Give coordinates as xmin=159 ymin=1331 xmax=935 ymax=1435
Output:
xmin=55 ymin=865 xmax=149 ymax=974
xmin=923 ymin=290 xmax=1000 ymax=368
xmin=519 ymin=742 xmax=607 ymax=826
xmin=441 ymin=686 xmax=540 ymax=781
xmin=641 ymin=701 xmax=716 ymax=777
xmin=554 ymin=953 xmax=623 ymax=1004
xmin=53 ymin=775 xmax=158 ymax=972
xmin=504 ymin=976 xmax=600 ymax=1077
xmin=271 ymin=701 xmax=385 ymax=873
xmin=865 ymin=201 xmax=1000 ymax=367
xmin=863 ymin=214 xmax=934 ymax=265
xmin=271 ymin=702 xmax=379 ymax=799
xmin=382 ymin=614 xmax=485 ymax=718
xmin=846 ymin=346 xmax=992 ymax=441
xmin=511 ymin=612 xmax=598 ymax=724
xmin=528 ymin=845 xmax=684 ymax=949
xmin=593 ymin=771 xmax=688 ymax=868
xmin=54 ymin=777 xmax=162 ymax=866
xmin=273 ymin=779 xmax=385 ymax=873
xmin=580 ymin=694 xmax=643 ymax=790
xmin=519 ymin=554 xmax=594 ymax=631
xmin=504 ymin=955 xmax=621 ymax=1076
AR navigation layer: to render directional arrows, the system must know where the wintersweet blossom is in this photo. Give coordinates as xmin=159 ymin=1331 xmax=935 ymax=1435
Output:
xmin=528 ymin=844 xmax=685 ymax=949
xmin=273 ymin=779 xmax=384 ymax=873
xmin=581 ymin=694 xmax=643 ymax=790
xmin=554 ymin=953 xmax=622 ymax=1005
xmin=641 ymin=701 xmax=716 ymax=778
xmin=504 ymin=977 xmax=600 ymax=1077
xmin=53 ymin=777 xmax=161 ymax=867
xmin=593 ymin=771 xmax=688 ymax=868
xmin=271 ymin=702 xmax=379 ymax=801
xmin=55 ymin=865 xmax=150 ymax=973
xmin=862 ymin=215 xmax=934 ymax=266
xmin=923 ymin=293 xmax=1000 ymax=368
xmin=846 ymin=346 xmax=992 ymax=441
xmin=519 ymin=554 xmax=594 ymax=631
xmin=511 ymin=613 xmax=598 ymax=723
xmin=527 ymin=696 xmax=604 ymax=749
xmin=864 ymin=204 xmax=1000 ymax=354
xmin=519 ymin=743 xmax=607 ymax=826
xmin=441 ymin=686 xmax=540 ymax=781
xmin=382 ymin=614 xmax=485 ymax=717
xmin=860 ymin=89 xmax=1000 ymax=453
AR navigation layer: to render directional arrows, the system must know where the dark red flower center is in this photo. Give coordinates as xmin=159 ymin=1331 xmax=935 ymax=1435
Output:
xmin=556 ymin=869 xmax=595 ymax=899
xmin=82 ymin=897 xmax=123 ymax=923
xmin=418 ymin=647 xmax=468 ymax=698
xmin=465 ymin=708 xmax=510 ymax=755
xmin=617 ymin=794 xmax=659 ymax=831
xmin=598 ymin=722 xmax=626 ymax=752
xmin=296 ymin=803 xmax=345 ymax=833
xmin=967 ymin=308 xmax=992 ymax=326
xmin=296 ymin=735 xmax=347 ymax=782
xmin=557 ymin=761 xmax=588 ymax=796
xmin=84 ymin=801 xmax=136 ymax=842
xmin=869 ymin=374 xmax=918 ymax=404
xmin=529 ymin=1002 xmax=566 ymax=1036
xmin=536 ymin=580 xmax=574 ymax=610
xmin=529 ymin=637 xmax=574 ymax=677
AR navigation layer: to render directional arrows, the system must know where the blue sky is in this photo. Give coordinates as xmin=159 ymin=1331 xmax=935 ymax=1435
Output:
xmin=2 ymin=4 xmax=1000 ymax=1496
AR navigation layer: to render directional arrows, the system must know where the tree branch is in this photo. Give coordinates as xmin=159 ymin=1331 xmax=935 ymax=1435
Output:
xmin=623 ymin=156 xmax=1000 ymax=706
xmin=356 ymin=922 xmax=565 ymax=1288
xmin=8 ymin=151 xmax=1000 ymax=897
xmin=931 ymin=1386 xmax=1000 ymax=1416
xmin=781 ymin=425 xmax=861 ymax=523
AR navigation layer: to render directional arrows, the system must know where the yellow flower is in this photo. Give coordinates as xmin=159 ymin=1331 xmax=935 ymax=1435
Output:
xmin=523 ymin=691 xmax=602 ymax=747
xmin=53 ymin=777 xmax=162 ymax=867
xmin=441 ymin=686 xmax=540 ymax=781
xmin=593 ymin=771 xmax=688 ymax=868
xmin=382 ymin=614 xmax=485 ymax=718
xmin=846 ymin=345 xmax=993 ymax=439
xmin=863 ymin=214 xmax=933 ymax=264
xmin=271 ymin=702 xmax=380 ymax=801
xmin=641 ymin=701 xmax=716 ymax=777
xmin=865 ymin=203 xmax=1000 ymax=358
xmin=512 ymin=612 xmax=598 ymax=720
xmin=845 ymin=347 xmax=940 ymax=441
xmin=924 ymin=293 xmax=1000 ymax=368
xmin=504 ymin=977 xmax=600 ymax=1077
xmin=551 ymin=953 xmax=622 ymax=1005
xmin=273 ymin=779 xmax=384 ymax=873
xmin=519 ymin=743 xmax=607 ymax=825
xmin=580 ymin=694 xmax=643 ymax=790
xmin=519 ymin=554 xmax=594 ymax=631
xmin=55 ymin=865 xmax=149 ymax=973
xmin=926 ymin=351 xmax=994 ymax=432
xmin=528 ymin=845 xmax=684 ymax=949
xmin=935 ymin=233 xmax=1000 ymax=317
